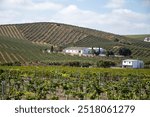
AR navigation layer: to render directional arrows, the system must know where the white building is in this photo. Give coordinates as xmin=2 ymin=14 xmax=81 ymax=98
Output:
xmin=42 ymin=49 xmax=51 ymax=53
xmin=144 ymin=37 xmax=150 ymax=42
xmin=63 ymin=47 xmax=106 ymax=56
xmin=122 ymin=59 xmax=144 ymax=68
xmin=63 ymin=47 xmax=86 ymax=55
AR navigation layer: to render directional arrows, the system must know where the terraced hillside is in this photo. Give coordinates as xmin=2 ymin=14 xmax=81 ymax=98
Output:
xmin=0 ymin=22 xmax=128 ymax=46
xmin=0 ymin=35 xmax=49 ymax=64
xmin=0 ymin=22 xmax=150 ymax=64
xmin=0 ymin=35 xmax=113 ymax=64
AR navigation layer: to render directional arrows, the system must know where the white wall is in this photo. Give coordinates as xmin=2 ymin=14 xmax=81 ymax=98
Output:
xmin=122 ymin=60 xmax=133 ymax=66
xmin=122 ymin=60 xmax=144 ymax=68
xmin=65 ymin=49 xmax=80 ymax=54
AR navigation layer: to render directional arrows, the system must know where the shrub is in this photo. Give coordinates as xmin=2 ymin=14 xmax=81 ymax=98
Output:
xmin=119 ymin=47 xmax=132 ymax=56
xmin=49 ymin=62 xmax=62 ymax=66
xmin=114 ymin=38 xmax=119 ymax=42
xmin=106 ymin=50 xmax=114 ymax=57
xmin=1 ymin=61 xmax=21 ymax=66
xmin=96 ymin=60 xmax=116 ymax=68
xmin=63 ymin=61 xmax=80 ymax=67
xmin=80 ymin=62 xmax=93 ymax=67
xmin=13 ymin=61 xmax=21 ymax=66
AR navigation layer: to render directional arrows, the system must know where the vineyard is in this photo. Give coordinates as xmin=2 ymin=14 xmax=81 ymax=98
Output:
xmin=0 ymin=22 xmax=128 ymax=46
xmin=0 ymin=35 xmax=105 ymax=64
xmin=0 ymin=22 xmax=150 ymax=64
xmin=0 ymin=66 xmax=150 ymax=100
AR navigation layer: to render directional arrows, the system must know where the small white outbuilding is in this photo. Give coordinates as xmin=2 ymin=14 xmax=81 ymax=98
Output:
xmin=144 ymin=37 xmax=150 ymax=42
xmin=122 ymin=59 xmax=144 ymax=68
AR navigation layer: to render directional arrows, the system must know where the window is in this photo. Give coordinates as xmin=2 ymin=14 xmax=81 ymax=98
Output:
xmin=129 ymin=61 xmax=133 ymax=64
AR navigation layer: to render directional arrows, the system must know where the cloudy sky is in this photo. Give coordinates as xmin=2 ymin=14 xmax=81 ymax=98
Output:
xmin=0 ymin=0 xmax=150 ymax=34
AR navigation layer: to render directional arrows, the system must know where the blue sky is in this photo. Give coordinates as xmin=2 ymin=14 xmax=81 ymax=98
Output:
xmin=0 ymin=0 xmax=150 ymax=34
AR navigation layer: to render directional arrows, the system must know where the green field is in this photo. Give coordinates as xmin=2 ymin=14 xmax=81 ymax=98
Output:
xmin=126 ymin=34 xmax=150 ymax=40
xmin=0 ymin=66 xmax=150 ymax=100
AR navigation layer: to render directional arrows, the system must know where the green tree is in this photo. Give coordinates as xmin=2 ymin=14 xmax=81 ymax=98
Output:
xmin=119 ymin=47 xmax=131 ymax=56
xmin=94 ymin=47 xmax=101 ymax=56
xmin=50 ymin=46 xmax=54 ymax=53
xmin=96 ymin=60 xmax=116 ymax=68
xmin=91 ymin=47 xmax=95 ymax=55
xmin=106 ymin=50 xmax=114 ymax=57
xmin=114 ymin=38 xmax=119 ymax=42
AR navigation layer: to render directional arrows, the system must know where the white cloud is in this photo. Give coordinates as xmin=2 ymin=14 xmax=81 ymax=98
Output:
xmin=5 ymin=0 xmax=27 ymax=4
xmin=53 ymin=5 xmax=106 ymax=26
xmin=112 ymin=9 xmax=149 ymax=22
xmin=53 ymin=5 xmax=150 ymax=34
xmin=0 ymin=0 xmax=64 ymax=10
xmin=0 ymin=0 xmax=64 ymax=25
xmin=105 ymin=0 xmax=125 ymax=9
xmin=0 ymin=0 xmax=149 ymax=34
xmin=0 ymin=0 xmax=30 ymax=8
xmin=26 ymin=2 xmax=63 ymax=10
xmin=0 ymin=10 xmax=20 ymax=24
xmin=0 ymin=10 xmax=19 ymax=18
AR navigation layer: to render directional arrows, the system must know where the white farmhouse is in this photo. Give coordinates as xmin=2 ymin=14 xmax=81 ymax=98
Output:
xmin=144 ymin=37 xmax=150 ymax=42
xmin=42 ymin=49 xmax=51 ymax=53
xmin=63 ymin=47 xmax=106 ymax=56
xmin=122 ymin=59 xmax=144 ymax=68
xmin=63 ymin=47 xmax=87 ymax=55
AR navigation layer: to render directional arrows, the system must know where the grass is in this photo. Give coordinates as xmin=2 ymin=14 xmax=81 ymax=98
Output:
xmin=125 ymin=34 xmax=150 ymax=40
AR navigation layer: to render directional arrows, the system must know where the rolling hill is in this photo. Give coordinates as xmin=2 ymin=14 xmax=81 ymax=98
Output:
xmin=0 ymin=22 xmax=129 ymax=46
xmin=0 ymin=22 xmax=150 ymax=64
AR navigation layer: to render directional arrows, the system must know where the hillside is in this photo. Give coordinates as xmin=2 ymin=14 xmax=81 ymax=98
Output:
xmin=0 ymin=22 xmax=128 ymax=46
xmin=0 ymin=22 xmax=150 ymax=64
xmin=0 ymin=35 xmax=112 ymax=65
xmin=0 ymin=35 xmax=50 ymax=64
